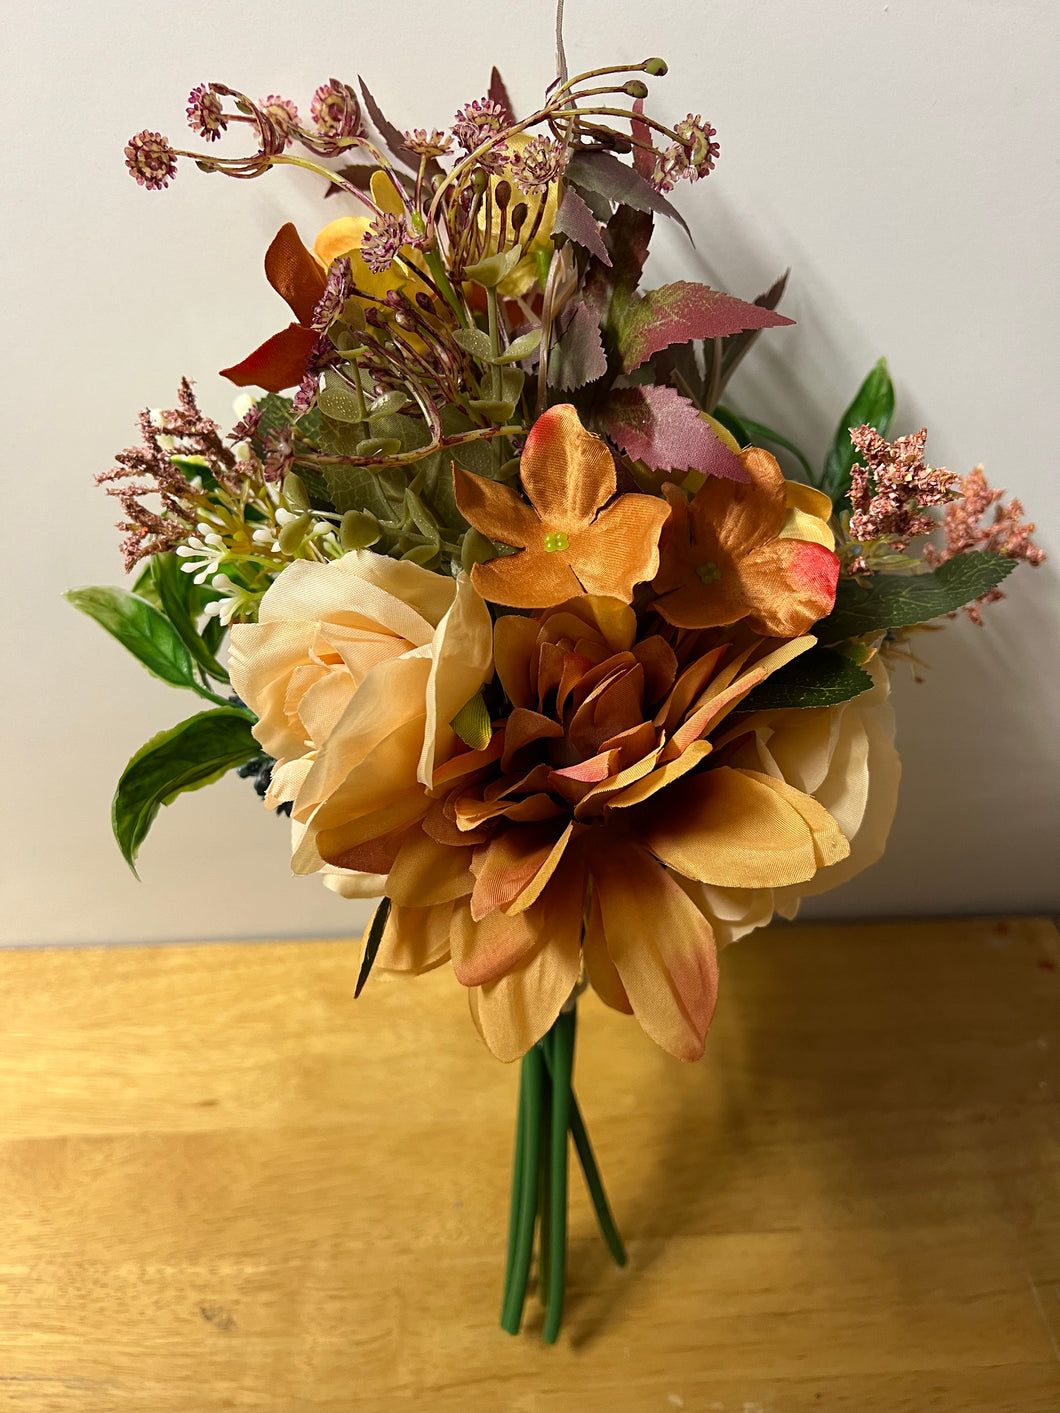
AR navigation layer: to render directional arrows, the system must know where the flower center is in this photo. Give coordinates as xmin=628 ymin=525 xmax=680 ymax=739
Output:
xmin=543 ymin=530 xmax=570 ymax=553
xmin=695 ymin=559 xmax=721 ymax=585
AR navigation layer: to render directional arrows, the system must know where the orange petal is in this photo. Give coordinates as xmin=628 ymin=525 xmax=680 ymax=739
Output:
xmin=590 ymin=843 xmax=718 ymax=1061
xmin=571 ymin=493 xmax=671 ymax=601
xmin=376 ymin=900 xmax=453 ymax=973
xmin=451 ymin=464 xmax=540 ymax=549
xmin=265 ymin=223 xmax=328 ymax=326
xmin=737 ymin=769 xmax=849 ymax=871
xmin=464 ymin=857 xmax=585 ymax=1060
xmin=740 ymin=539 xmax=839 ymax=637
xmin=636 ymin=765 xmax=820 ymax=888
xmin=219 ymin=322 xmax=318 ymax=393
xmin=582 ymin=883 xmax=632 ymax=1014
xmin=450 ymin=895 xmax=539 ymax=986
xmin=493 ymin=614 xmax=541 ymax=709
xmin=470 ymin=547 xmax=582 ymax=610
xmin=519 ymin=403 xmax=616 ymax=528
xmin=470 ymin=819 xmax=570 ymax=920
xmin=386 ymin=829 xmax=474 ymax=907
xmin=688 ymin=445 xmax=787 ymax=555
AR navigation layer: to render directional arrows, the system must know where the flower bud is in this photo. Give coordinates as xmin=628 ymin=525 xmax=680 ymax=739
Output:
xmin=623 ymin=80 xmax=649 ymax=99
xmin=494 ymin=179 xmax=511 ymax=208
xmin=643 ymin=57 xmax=668 ymax=76
xmin=510 ymin=202 xmax=528 ymax=233
xmin=471 ymin=168 xmax=489 ymax=196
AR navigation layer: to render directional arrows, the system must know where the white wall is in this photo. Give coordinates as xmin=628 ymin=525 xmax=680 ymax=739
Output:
xmin=2 ymin=0 xmax=1057 ymax=945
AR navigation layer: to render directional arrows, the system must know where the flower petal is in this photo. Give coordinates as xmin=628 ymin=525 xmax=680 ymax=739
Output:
xmin=376 ymin=901 xmax=454 ymax=973
xmin=520 ymin=403 xmax=616 ymax=528
xmin=451 ymin=465 xmax=541 ymax=549
xmin=740 ymin=539 xmax=840 ymax=637
xmin=590 ymin=842 xmax=718 ymax=1061
xmin=386 ymin=828 xmax=474 ymax=907
xmin=219 ymin=323 xmax=318 ymax=393
xmin=265 ymin=222 xmax=329 ymax=325
xmin=572 ymin=493 xmax=671 ymax=602
xmin=470 ymin=546 xmax=583 ymax=610
xmin=636 ymin=765 xmax=822 ymax=888
xmin=418 ymin=572 xmax=494 ymax=785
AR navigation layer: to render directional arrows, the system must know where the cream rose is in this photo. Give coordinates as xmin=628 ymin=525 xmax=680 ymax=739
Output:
xmin=678 ymin=657 xmax=901 ymax=946
xmin=228 ymin=551 xmax=493 ymax=885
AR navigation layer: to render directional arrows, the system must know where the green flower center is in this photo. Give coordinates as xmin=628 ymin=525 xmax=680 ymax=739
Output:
xmin=543 ymin=530 xmax=570 ymax=553
xmin=695 ymin=559 xmax=721 ymax=585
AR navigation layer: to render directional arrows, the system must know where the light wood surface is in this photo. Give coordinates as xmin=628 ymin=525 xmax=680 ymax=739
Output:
xmin=0 ymin=916 xmax=1057 ymax=1412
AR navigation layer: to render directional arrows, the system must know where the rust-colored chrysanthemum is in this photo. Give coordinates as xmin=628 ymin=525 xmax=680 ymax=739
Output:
xmin=315 ymin=597 xmax=850 ymax=1063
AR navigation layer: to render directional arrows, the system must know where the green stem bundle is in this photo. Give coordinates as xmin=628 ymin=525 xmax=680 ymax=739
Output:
xmin=499 ymin=1004 xmax=626 ymax=1342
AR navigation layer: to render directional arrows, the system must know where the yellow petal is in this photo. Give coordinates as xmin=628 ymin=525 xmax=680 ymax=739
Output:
xmin=376 ymin=900 xmax=453 ymax=973
xmin=418 ymin=572 xmax=494 ymax=786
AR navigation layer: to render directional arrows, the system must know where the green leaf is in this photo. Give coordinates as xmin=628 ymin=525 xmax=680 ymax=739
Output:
xmin=740 ymin=648 xmax=874 ymax=711
xmin=112 ymin=707 xmax=259 ymax=872
xmin=709 ymin=405 xmax=752 ymax=448
xmin=66 ymin=586 xmax=198 ymax=691
xmin=453 ymin=326 xmax=493 ymax=361
xmin=818 ymin=552 xmax=1017 ymax=642
xmin=355 ymin=897 xmax=392 ymax=999
xmin=821 ymin=358 xmax=895 ymax=504
xmin=722 ymin=409 xmax=815 ymax=483
xmin=150 ymin=553 xmax=230 ymax=684
xmin=492 ymin=328 xmax=542 ymax=365
xmin=451 ymin=691 xmax=493 ymax=750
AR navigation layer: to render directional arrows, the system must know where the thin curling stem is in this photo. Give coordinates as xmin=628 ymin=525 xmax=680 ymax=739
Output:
xmin=543 ymin=1007 xmax=575 ymax=1344
xmin=500 ymin=1046 xmax=545 ymax=1334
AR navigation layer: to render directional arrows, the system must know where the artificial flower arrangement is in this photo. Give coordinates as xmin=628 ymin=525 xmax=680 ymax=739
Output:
xmin=70 ymin=26 xmax=1044 ymax=1343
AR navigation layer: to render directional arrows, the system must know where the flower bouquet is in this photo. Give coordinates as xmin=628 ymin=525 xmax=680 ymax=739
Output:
xmin=70 ymin=16 xmax=1043 ymax=1343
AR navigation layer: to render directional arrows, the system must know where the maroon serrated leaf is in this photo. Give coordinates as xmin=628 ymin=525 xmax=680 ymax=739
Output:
xmin=488 ymin=66 xmax=515 ymax=122
xmin=754 ymin=269 xmax=790 ymax=313
xmin=583 ymin=203 xmax=653 ymax=329
xmin=617 ymin=281 xmax=794 ymax=373
xmin=358 ymin=77 xmax=420 ymax=174
xmin=598 ymin=385 xmax=749 ymax=481
xmin=548 ymin=302 xmax=608 ymax=391
xmin=553 ymin=188 xmax=611 ymax=265
xmin=718 ymin=269 xmax=792 ymax=391
xmin=566 ymin=150 xmax=692 ymax=241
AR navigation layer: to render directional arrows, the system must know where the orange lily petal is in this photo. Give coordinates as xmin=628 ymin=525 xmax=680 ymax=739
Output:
xmin=520 ymin=403 xmax=616 ymax=528
xmin=265 ymin=222 xmax=328 ymax=325
xmin=636 ymin=765 xmax=821 ymax=888
xmin=220 ymin=322 xmax=318 ymax=393
xmin=590 ymin=842 xmax=718 ymax=1062
xmin=451 ymin=465 xmax=540 ymax=549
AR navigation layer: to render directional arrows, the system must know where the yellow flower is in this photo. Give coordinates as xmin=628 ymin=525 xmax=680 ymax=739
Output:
xmin=314 ymin=170 xmax=417 ymax=306
xmin=227 ymin=551 xmax=493 ymax=883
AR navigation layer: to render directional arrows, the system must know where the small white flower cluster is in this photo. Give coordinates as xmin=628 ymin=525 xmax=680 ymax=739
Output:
xmin=202 ymin=574 xmax=261 ymax=627
xmin=175 ymin=523 xmax=228 ymax=583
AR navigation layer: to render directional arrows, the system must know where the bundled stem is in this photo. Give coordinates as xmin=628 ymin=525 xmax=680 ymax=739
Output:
xmin=499 ymin=1005 xmax=626 ymax=1342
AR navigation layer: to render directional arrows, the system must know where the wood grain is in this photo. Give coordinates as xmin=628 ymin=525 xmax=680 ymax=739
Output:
xmin=0 ymin=916 xmax=1057 ymax=1411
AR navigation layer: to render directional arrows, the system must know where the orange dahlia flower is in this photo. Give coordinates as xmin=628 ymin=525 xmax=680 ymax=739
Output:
xmin=321 ymin=597 xmax=851 ymax=1064
xmin=452 ymin=404 xmax=670 ymax=609
xmin=652 ymin=447 xmax=840 ymax=635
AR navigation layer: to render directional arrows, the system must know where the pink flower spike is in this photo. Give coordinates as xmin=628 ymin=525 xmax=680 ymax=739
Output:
xmin=124 ymin=130 xmax=178 ymax=190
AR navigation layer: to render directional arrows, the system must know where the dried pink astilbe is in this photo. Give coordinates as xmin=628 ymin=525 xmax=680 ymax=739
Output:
xmin=848 ymin=426 xmax=958 ymax=551
xmin=97 ymin=380 xmax=245 ymax=570
xmin=652 ymin=114 xmax=720 ymax=192
xmin=124 ymin=130 xmax=178 ymax=190
xmin=311 ymin=256 xmax=355 ymax=330
xmin=310 ymin=80 xmax=363 ymax=142
xmin=360 ymin=213 xmax=408 ymax=274
xmin=924 ymin=466 xmax=1046 ymax=622
xmin=186 ymin=84 xmax=227 ymax=142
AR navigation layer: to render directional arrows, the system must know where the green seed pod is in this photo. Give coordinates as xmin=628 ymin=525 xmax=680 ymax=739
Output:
xmin=401 ymin=543 xmax=441 ymax=567
xmin=339 ymin=509 xmax=382 ymax=550
xmin=281 ymin=472 xmax=310 ymax=513
xmin=460 ymin=529 xmax=496 ymax=573
xmin=644 ymin=57 xmax=668 ymax=76
xmin=623 ymin=79 xmax=649 ymax=99
xmin=277 ymin=512 xmax=313 ymax=555
xmin=471 ymin=168 xmax=489 ymax=195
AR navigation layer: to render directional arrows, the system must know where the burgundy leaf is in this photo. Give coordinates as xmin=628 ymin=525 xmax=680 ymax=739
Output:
xmin=754 ymin=269 xmax=790 ymax=312
xmin=488 ymin=66 xmax=515 ymax=122
xmin=618 ymin=281 xmax=794 ymax=373
xmin=718 ymin=269 xmax=791 ymax=387
xmin=566 ymin=150 xmax=691 ymax=241
xmin=599 ymin=385 xmax=749 ymax=481
xmin=548 ymin=302 xmax=608 ymax=391
xmin=357 ymin=77 xmax=419 ymax=173
xmin=629 ymin=98 xmax=656 ymax=181
xmin=553 ymin=188 xmax=611 ymax=265
xmin=583 ymin=204 xmax=653 ymax=328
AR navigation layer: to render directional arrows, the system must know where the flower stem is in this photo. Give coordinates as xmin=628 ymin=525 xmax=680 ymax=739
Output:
xmin=537 ymin=1036 xmax=554 ymax=1305
xmin=543 ymin=1008 xmax=575 ymax=1343
xmin=567 ymin=1090 xmax=627 ymax=1267
xmin=500 ymin=1045 xmax=544 ymax=1334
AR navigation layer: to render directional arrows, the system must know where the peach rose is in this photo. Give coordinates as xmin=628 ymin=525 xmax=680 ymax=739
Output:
xmin=228 ymin=551 xmax=493 ymax=886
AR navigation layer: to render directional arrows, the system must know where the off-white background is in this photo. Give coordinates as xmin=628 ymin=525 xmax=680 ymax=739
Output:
xmin=2 ymin=0 xmax=1057 ymax=945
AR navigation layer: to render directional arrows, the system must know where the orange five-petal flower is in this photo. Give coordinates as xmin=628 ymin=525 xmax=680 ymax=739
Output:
xmin=652 ymin=446 xmax=840 ymax=636
xmin=452 ymin=404 xmax=670 ymax=609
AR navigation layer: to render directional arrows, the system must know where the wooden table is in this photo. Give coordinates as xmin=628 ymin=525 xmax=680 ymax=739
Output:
xmin=0 ymin=917 xmax=1057 ymax=1412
